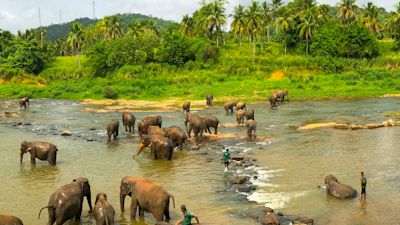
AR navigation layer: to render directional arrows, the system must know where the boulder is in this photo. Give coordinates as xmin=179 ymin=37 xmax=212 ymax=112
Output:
xmin=295 ymin=216 xmax=314 ymax=225
xmin=261 ymin=212 xmax=279 ymax=225
xmin=231 ymin=155 xmax=245 ymax=161
xmin=231 ymin=176 xmax=248 ymax=185
xmin=333 ymin=123 xmax=348 ymax=129
xmin=383 ymin=119 xmax=395 ymax=127
xmin=235 ymin=184 xmax=256 ymax=193
xmin=61 ymin=131 xmax=72 ymax=136
xmin=350 ymin=124 xmax=363 ymax=130
xmin=366 ymin=124 xmax=384 ymax=129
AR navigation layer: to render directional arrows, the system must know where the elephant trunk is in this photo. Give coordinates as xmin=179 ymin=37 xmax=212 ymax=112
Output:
xmin=120 ymin=192 xmax=126 ymax=213
xmin=20 ymin=151 xmax=24 ymax=164
xmin=86 ymin=188 xmax=93 ymax=212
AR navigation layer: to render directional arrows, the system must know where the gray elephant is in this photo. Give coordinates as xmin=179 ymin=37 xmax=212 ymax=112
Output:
xmin=268 ymin=93 xmax=278 ymax=109
xmin=184 ymin=113 xmax=205 ymax=142
xmin=224 ymin=101 xmax=236 ymax=114
xmin=19 ymin=97 xmax=29 ymax=109
xmin=325 ymin=174 xmax=357 ymax=199
xmin=206 ymin=95 xmax=213 ymax=107
xmin=120 ymin=177 xmax=175 ymax=222
xmin=20 ymin=141 xmax=58 ymax=166
xmin=135 ymin=135 xmax=174 ymax=160
xmin=203 ymin=116 xmax=225 ymax=134
xmin=0 ymin=215 xmax=24 ymax=225
xmin=39 ymin=177 xmax=93 ymax=225
xmin=93 ymin=193 xmax=115 ymax=225
xmin=107 ymin=120 xmax=119 ymax=141
xmin=236 ymin=109 xmax=246 ymax=126
xmin=236 ymin=102 xmax=246 ymax=110
xmin=245 ymin=109 xmax=255 ymax=120
xmin=138 ymin=116 xmax=162 ymax=138
xmin=276 ymin=90 xmax=289 ymax=102
xmin=163 ymin=126 xmax=187 ymax=150
xmin=122 ymin=112 xmax=136 ymax=133
xmin=182 ymin=102 xmax=190 ymax=113
xmin=246 ymin=119 xmax=257 ymax=139
xmin=148 ymin=126 xmax=166 ymax=135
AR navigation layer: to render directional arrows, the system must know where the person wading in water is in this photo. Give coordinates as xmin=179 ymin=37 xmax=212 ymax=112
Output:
xmin=175 ymin=205 xmax=200 ymax=225
xmin=361 ymin=171 xmax=367 ymax=200
xmin=223 ymin=149 xmax=231 ymax=172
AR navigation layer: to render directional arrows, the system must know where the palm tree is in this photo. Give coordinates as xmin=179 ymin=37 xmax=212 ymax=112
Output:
xmin=298 ymin=14 xmax=317 ymax=54
xmin=180 ymin=15 xmax=195 ymax=37
xmin=276 ymin=9 xmax=293 ymax=54
xmin=104 ymin=16 xmax=123 ymax=41
xmin=362 ymin=2 xmax=383 ymax=37
xmin=203 ymin=0 xmax=227 ymax=47
xmin=337 ymin=0 xmax=358 ymax=25
xmin=317 ymin=4 xmax=332 ymax=23
xmin=272 ymin=0 xmax=283 ymax=13
xmin=140 ymin=20 xmax=159 ymax=35
xmin=67 ymin=22 xmax=84 ymax=68
xmin=245 ymin=1 xmax=262 ymax=58
xmin=231 ymin=5 xmax=246 ymax=46
xmin=385 ymin=3 xmax=400 ymax=41
xmin=128 ymin=20 xmax=142 ymax=38
xmin=261 ymin=2 xmax=273 ymax=42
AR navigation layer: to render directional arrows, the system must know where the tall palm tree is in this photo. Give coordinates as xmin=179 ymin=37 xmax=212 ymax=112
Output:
xmin=362 ymin=2 xmax=383 ymax=37
xmin=337 ymin=0 xmax=358 ymax=25
xmin=298 ymin=14 xmax=317 ymax=54
xmin=180 ymin=15 xmax=195 ymax=37
xmin=128 ymin=20 xmax=143 ymax=38
xmin=317 ymin=4 xmax=332 ymax=23
xmin=385 ymin=3 xmax=400 ymax=41
xmin=272 ymin=0 xmax=283 ymax=13
xmin=67 ymin=22 xmax=84 ymax=68
xmin=276 ymin=9 xmax=293 ymax=54
xmin=140 ymin=20 xmax=159 ymax=35
xmin=261 ymin=2 xmax=273 ymax=42
xmin=203 ymin=0 xmax=227 ymax=47
xmin=231 ymin=5 xmax=246 ymax=46
xmin=245 ymin=1 xmax=262 ymax=58
xmin=104 ymin=16 xmax=123 ymax=41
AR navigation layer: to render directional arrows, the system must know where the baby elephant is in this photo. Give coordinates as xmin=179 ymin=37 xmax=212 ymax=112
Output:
xmin=206 ymin=95 xmax=213 ymax=107
xmin=236 ymin=109 xmax=246 ymax=126
xmin=0 ymin=214 xmax=24 ymax=225
xmin=107 ymin=120 xmax=119 ymax=141
xmin=19 ymin=97 xmax=29 ymax=109
xmin=246 ymin=120 xmax=257 ymax=139
xmin=224 ymin=101 xmax=236 ymax=114
xmin=94 ymin=193 xmax=115 ymax=225
xmin=20 ymin=141 xmax=58 ymax=165
xmin=245 ymin=109 xmax=255 ymax=120
xmin=182 ymin=102 xmax=190 ymax=113
xmin=122 ymin=112 xmax=136 ymax=133
xmin=236 ymin=102 xmax=246 ymax=110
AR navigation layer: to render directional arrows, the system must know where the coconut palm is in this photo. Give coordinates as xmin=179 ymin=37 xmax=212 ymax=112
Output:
xmin=231 ymin=4 xmax=246 ymax=46
xmin=67 ymin=22 xmax=84 ymax=68
xmin=272 ymin=0 xmax=283 ymax=13
xmin=128 ymin=21 xmax=142 ymax=38
xmin=276 ymin=9 xmax=293 ymax=54
xmin=362 ymin=2 xmax=383 ymax=37
xmin=104 ymin=16 xmax=123 ymax=41
xmin=385 ymin=3 xmax=400 ymax=41
xmin=180 ymin=15 xmax=195 ymax=37
xmin=203 ymin=0 xmax=227 ymax=47
xmin=245 ymin=1 xmax=262 ymax=57
xmin=337 ymin=0 xmax=358 ymax=25
xmin=317 ymin=4 xmax=333 ymax=23
xmin=261 ymin=2 xmax=273 ymax=42
xmin=298 ymin=14 xmax=317 ymax=54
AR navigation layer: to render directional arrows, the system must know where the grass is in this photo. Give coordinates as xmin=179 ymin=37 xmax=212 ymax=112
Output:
xmin=1 ymin=41 xmax=400 ymax=103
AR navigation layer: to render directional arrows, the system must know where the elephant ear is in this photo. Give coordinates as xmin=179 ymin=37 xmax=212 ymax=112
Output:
xmin=27 ymin=147 xmax=32 ymax=152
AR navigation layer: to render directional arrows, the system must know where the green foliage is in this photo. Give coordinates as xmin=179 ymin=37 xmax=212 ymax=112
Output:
xmin=7 ymin=40 xmax=48 ymax=74
xmin=158 ymin=32 xmax=195 ymax=66
xmin=103 ymin=86 xmax=118 ymax=99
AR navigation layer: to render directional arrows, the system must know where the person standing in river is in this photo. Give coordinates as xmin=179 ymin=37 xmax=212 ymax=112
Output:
xmin=175 ymin=205 xmax=200 ymax=225
xmin=361 ymin=171 xmax=367 ymax=200
xmin=223 ymin=149 xmax=231 ymax=172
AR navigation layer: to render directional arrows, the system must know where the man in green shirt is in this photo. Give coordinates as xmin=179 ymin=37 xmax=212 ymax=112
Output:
xmin=175 ymin=205 xmax=200 ymax=225
xmin=223 ymin=149 xmax=231 ymax=171
xmin=361 ymin=171 xmax=367 ymax=200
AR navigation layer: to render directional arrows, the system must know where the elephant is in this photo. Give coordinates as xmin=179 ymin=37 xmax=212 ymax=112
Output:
xmin=184 ymin=113 xmax=205 ymax=142
xmin=0 ymin=215 xmax=24 ymax=225
xmin=138 ymin=116 xmax=162 ymax=138
xmin=148 ymin=126 xmax=166 ymax=136
xmin=93 ymin=193 xmax=115 ymax=225
xmin=120 ymin=177 xmax=175 ymax=223
xmin=182 ymin=102 xmax=190 ymax=113
xmin=107 ymin=120 xmax=119 ymax=141
xmin=19 ymin=97 xmax=29 ymax=109
xmin=224 ymin=101 xmax=236 ymax=114
xmin=206 ymin=95 xmax=213 ymax=107
xmin=135 ymin=135 xmax=174 ymax=160
xmin=245 ymin=109 xmax=255 ymax=120
xmin=162 ymin=126 xmax=187 ymax=150
xmin=236 ymin=109 xmax=246 ymax=126
xmin=38 ymin=177 xmax=93 ymax=225
xmin=203 ymin=116 xmax=225 ymax=134
xmin=236 ymin=102 xmax=246 ymax=110
xmin=324 ymin=174 xmax=357 ymax=199
xmin=268 ymin=93 xmax=279 ymax=109
xmin=20 ymin=141 xmax=58 ymax=165
xmin=246 ymin=119 xmax=257 ymax=139
xmin=122 ymin=112 xmax=136 ymax=133
xmin=275 ymin=90 xmax=289 ymax=102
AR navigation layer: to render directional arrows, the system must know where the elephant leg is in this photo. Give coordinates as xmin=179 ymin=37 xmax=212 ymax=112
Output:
xmin=130 ymin=197 xmax=138 ymax=220
xmin=47 ymin=208 xmax=56 ymax=225
xmin=154 ymin=209 xmax=164 ymax=222
xmin=125 ymin=126 xmax=128 ymax=132
xmin=207 ymin=127 xmax=212 ymax=134
xmin=139 ymin=205 xmax=144 ymax=217
xmin=151 ymin=145 xmax=157 ymax=160
xmin=30 ymin=153 xmax=36 ymax=165
xmin=214 ymin=126 xmax=218 ymax=134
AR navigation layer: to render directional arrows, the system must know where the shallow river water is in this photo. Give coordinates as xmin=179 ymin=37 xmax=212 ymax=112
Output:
xmin=0 ymin=98 xmax=400 ymax=225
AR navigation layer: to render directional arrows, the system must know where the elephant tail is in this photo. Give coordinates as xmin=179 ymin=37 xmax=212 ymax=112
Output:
xmin=218 ymin=122 xmax=226 ymax=128
xmin=169 ymin=194 xmax=175 ymax=208
xmin=38 ymin=206 xmax=51 ymax=219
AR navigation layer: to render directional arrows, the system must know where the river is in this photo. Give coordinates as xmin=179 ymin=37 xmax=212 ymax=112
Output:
xmin=0 ymin=98 xmax=399 ymax=225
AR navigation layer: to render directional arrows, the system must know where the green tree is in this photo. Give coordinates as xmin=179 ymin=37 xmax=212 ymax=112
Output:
xmin=231 ymin=5 xmax=246 ymax=46
xmin=202 ymin=0 xmax=227 ymax=47
xmin=0 ymin=29 xmax=14 ymax=59
xmin=67 ymin=22 xmax=84 ymax=68
xmin=158 ymin=32 xmax=195 ymax=66
xmin=337 ymin=0 xmax=358 ymax=25
xmin=276 ymin=8 xmax=293 ymax=54
xmin=128 ymin=21 xmax=143 ymax=38
xmin=245 ymin=1 xmax=262 ymax=57
xmin=317 ymin=4 xmax=333 ymax=23
xmin=8 ymin=40 xmax=48 ymax=74
xmin=385 ymin=3 xmax=400 ymax=49
xmin=261 ymin=2 xmax=273 ymax=42
xmin=298 ymin=14 xmax=317 ymax=54
xmin=104 ymin=16 xmax=123 ymax=41
xmin=180 ymin=15 xmax=195 ymax=37
xmin=362 ymin=2 xmax=383 ymax=37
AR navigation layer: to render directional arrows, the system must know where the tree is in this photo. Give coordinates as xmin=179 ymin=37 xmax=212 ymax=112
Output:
xmin=202 ymin=0 xmax=227 ymax=47
xmin=180 ymin=15 xmax=195 ymax=37
xmin=67 ymin=22 xmax=84 ymax=68
xmin=231 ymin=5 xmax=246 ymax=45
xmin=104 ymin=16 xmax=123 ymax=41
xmin=0 ymin=29 xmax=14 ymax=59
xmin=276 ymin=9 xmax=293 ymax=54
xmin=362 ymin=2 xmax=383 ymax=37
xmin=337 ymin=0 xmax=358 ymax=25
xmin=8 ymin=40 xmax=48 ymax=74
xmin=261 ymin=2 xmax=273 ymax=42
xmin=158 ymin=32 xmax=195 ymax=66
xmin=128 ymin=21 xmax=143 ymax=38
xmin=317 ymin=4 xmax=333 ymax=23
xmin=245 ymin=1 xmax=262 ymax=58
xmin=298 ymin=14 xmax=317 ymax=54
xmin=385 ymin=3 xmax=400 ymax=49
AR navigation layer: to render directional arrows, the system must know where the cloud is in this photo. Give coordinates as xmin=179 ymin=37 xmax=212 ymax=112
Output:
xmin=0 ymin=10 xmax=17 ymax=23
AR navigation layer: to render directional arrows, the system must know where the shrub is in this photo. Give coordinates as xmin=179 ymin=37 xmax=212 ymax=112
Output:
xmin=103 ymin=86 xmax=118 ymax=99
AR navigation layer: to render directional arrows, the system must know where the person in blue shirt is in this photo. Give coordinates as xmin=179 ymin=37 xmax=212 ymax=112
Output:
xmin=361 ymin=171 xmax=367 ymax=200
xmin=175 ymin=205 xmax=200 ymax=225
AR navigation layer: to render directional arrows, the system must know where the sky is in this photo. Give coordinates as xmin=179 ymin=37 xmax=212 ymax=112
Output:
xmin=0 ymin=0 xmax=397 ymax=33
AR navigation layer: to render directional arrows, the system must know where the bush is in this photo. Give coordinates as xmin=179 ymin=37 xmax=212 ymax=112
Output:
xmin=7 ymin=40 xmax=49 ymax=74
xmin=103 ymin=86 xmax=118 ymax=99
